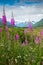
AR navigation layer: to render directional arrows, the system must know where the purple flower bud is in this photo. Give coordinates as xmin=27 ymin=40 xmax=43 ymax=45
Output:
xmin=2 ymin=15 xmax=6 ymax=25
xmin=11 ymin=18 xmax=15 ymax=26
xmin=0 ymin=28 xmax=2 ymax=32
xmin=6 ymin=26 xmax=8 ymax=32
xmin=15 ymin=34 xmax=19 ymax=40
xmin=28 ymin=22 xmax=33 ymax=32
xmin=22 ymin=41 xmax=26 ymax=46
xmin=35 ymin=36 xmax=41 ymax=44
xmin=24 ymin=29 xmax=28 ymax=34
xmin=42 ymin=62 xmax=43 ymax=65
xmin=40 ymin=30 xmax=43 ymax=39
xmin=40 ymin=30 xmax=43 ymax=36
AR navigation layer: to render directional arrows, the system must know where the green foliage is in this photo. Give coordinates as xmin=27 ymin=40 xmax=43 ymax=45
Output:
xmin=0 ymin=27 xmax=43 ymax=65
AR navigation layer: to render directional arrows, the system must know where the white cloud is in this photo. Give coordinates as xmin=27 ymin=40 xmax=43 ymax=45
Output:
xmin=0 ymin=4 xmax=43 ymax=24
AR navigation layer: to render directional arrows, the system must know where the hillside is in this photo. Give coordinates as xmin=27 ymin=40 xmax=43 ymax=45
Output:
xmin=0 ymin=18 xmax=43 ymax=27
xmin=0 ymin=18 xmax=2 ymax=26
xmin=34 ymin=19 xmax=43 ymax=27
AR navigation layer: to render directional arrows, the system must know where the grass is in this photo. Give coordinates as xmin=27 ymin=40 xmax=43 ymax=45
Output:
xmin=0 ymin=27 xmax=43 ymax=65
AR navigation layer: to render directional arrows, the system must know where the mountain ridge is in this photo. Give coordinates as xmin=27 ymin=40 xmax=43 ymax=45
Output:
xmin=34 ymin=19 xmax=43 ymax=27
xmin=0 ymin=18 xmax=43 ymax=27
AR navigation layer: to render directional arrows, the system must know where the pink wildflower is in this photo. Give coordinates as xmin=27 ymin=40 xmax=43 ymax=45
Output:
xmin=0 ymin=28 xmax=2 ymax=32
xmin=15 ymin=34 xmax=19 ymax=40
xmin=2 ymin=15 xmax=6 ymax=25
xmin=40 ymin=30 xmax=43 ymax=39
xmin=24 ymin=29 xmax=28 ymax=34
xmin=28 ymin=22 xmax=33 ymax=32
xmin=42 ymin=62 xmax=43 ymax=65
xmin=35 ymin=36 xmax=41 ymax=44
xmin=6 ymin=26 xmax=8 ymax=32
xmin=11 ymin=18 xmax=15 ymax=26
xmin=22 ymin=41 xmax=26 ymax=46
xmin=40 ymin=30 xmax=43 ymax=36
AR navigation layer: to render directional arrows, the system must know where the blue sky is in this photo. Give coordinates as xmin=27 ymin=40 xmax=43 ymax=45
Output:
xmin=0 ymin=0 xmax=43 ymax=24
xmin=0 ymin=0 xmax=43 ymax=5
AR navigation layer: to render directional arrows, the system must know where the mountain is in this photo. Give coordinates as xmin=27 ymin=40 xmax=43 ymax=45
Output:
xmin=0 ymin=18 xmax=33 ymax=27
xmin=0 ymin=18 xmax=43 ymax=28
xmin=7 ymin=22 xmax=11 ymax=27
xmin=34 ymin=19 xmax=43 ymax=27
xmin=16 ymin=21 xmax=33 ymax=27
xmin=16 ymin=19 xmax=43 ymax=27
xmin=0 ymin=18 xmax=2 ymax=26
xmin=16 ymin=22 xmax=28 ymax=27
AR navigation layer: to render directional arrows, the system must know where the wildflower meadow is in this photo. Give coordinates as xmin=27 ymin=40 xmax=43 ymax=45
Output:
xmin=0 ymin=8 xmax=43 ymax=65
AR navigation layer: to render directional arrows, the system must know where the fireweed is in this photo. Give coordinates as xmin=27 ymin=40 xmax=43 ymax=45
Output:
xmin=11 ymin=16 xmax=15 ymax=36
xmin=0 ymin=12 xmax=43 ymax=65
xmin=11 ymin=18 xmax=15 ymax=27
xmin=24 ymin=29 xmax=28 ymax=44
xmin=40 ymin=30 xmax=43 ymax=39
xmin=0 ymin=28 xmax=2 ymax=32
xmin=22 ymin=41 xmax=26 ymax=46
xmin=15 ymin=34 xmax=20 ymax=40
xmin=6 ymin=26 xmax=8 ymax=32
xmin=0 ymin=25 xmax=43 ymax=65
xmin=15 ymin=34 xmax=20 ymax=42
xmin=2 ymin=12 xmax=8 ymax=45
xmin=2 ymin=15 xmax=6 ymax=25
xmin=28 ymin=22 xmax=33 ymax=32
xmin=35 ymin=36 xmax=41 ymax=44
xmin=28 ymin=22 xmax=34 ymax=43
